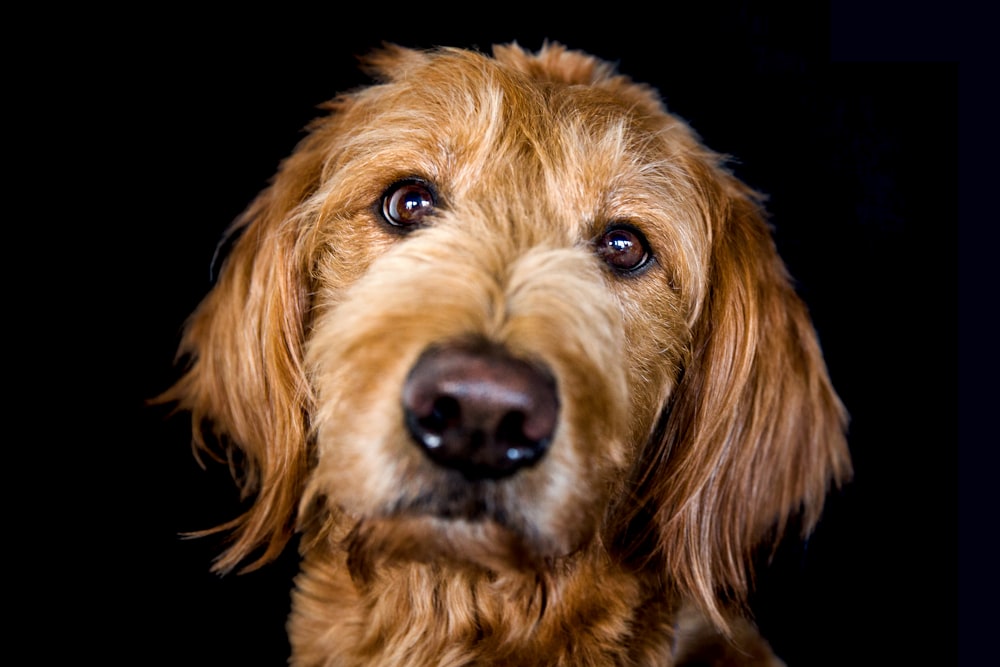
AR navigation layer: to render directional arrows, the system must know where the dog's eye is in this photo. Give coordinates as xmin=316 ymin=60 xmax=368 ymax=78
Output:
xmin=597 ymin=224 xmax=652 ymax=274
xmin=381 ymin=179 xmax=436 ymax=228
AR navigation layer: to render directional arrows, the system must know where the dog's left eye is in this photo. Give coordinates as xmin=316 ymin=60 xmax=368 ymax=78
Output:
xmin=381 ymin=179 xmax=437 ymax=228
xmin=596 ymin=224 xmax=653 ymax=274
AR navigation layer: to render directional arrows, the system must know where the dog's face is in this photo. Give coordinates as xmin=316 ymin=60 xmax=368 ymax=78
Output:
xmin=301 ymin=44 xmax=713 ymax=569
xmin=164 ymin=43 xmax=850 ymax=624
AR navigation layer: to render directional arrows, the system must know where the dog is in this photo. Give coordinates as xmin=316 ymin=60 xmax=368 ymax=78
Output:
xmin=159 ymin=42 xmax=852 ymax=666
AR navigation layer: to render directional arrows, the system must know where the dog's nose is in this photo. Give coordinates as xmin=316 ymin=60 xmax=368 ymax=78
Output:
xmin=402 ymin=345 xmax=559 ymax=480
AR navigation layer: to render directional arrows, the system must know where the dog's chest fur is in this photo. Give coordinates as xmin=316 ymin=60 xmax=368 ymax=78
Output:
xmin=290 ymin=549 xmax=676 ymax=667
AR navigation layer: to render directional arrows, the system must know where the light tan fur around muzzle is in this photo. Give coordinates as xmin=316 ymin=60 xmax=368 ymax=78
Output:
xmin=158 ymin=41 xmax=851 ymax=666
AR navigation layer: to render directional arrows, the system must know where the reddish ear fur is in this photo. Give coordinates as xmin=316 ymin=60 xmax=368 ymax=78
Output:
xmin=157 ymin=45 xmax=431 ymax=573
xmin=158 ymin=129 xmax=341 ymax=571
xmin=628 ymin=176 xmax=851 ymax=625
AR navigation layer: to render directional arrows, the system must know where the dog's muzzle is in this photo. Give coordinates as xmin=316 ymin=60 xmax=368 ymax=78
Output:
xmin=402 ymin=343 xmax=560 ymax=480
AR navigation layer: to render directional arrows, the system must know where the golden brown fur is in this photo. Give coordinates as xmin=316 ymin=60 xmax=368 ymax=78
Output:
xmin=159 ymin=42 xmax=852 ymax=665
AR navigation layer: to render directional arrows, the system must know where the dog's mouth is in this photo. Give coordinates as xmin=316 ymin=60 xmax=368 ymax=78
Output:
xmin=400 ymin=477 xmax=498 ymax=521
xmin=343 ymin=509 xmax=549 ymax=579
xmin=331 ymin=471 xmax=575 ymax=577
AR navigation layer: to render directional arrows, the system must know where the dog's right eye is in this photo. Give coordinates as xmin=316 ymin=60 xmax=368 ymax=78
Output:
xmin=381 ymin=179 xmax=437 ymax=228
xmin=596 ymin=223 xmax=653 ymax=275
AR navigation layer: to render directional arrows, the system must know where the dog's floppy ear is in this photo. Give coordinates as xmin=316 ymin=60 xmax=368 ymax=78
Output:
xmin=157 ymin=107 xmax=346 ymax=572
xmin=637 ymin=176 xmax=852 ymax=626
xmin=155 ymin=43 xmax=438 ymax=573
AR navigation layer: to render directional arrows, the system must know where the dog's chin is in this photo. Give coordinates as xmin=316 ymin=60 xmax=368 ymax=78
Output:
xmin=342 ymin=512 xmax=574 ymax=580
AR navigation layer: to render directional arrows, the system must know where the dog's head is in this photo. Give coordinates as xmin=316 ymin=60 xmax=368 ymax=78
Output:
xmin=161 ymin=42 xmax=850 ymax=625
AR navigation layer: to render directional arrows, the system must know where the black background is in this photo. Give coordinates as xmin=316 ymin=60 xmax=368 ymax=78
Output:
xmin=49 ymin=1 xmax=978 ymax=664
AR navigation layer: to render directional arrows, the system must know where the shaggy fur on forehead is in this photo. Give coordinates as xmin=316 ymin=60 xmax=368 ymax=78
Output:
xmin=160 ymin=41 xmax=850 ymax=665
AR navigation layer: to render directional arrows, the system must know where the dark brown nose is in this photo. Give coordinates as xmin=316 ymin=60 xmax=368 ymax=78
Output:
xmin=402 ymin=344 xmax=559 ymax=480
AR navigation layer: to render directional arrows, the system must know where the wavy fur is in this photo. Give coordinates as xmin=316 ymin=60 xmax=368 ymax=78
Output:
xmin=159 ymin=42 xmax=851 ymax=665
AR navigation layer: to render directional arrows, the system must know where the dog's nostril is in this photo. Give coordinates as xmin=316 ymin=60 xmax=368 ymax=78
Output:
xmin=402 ymin=345 xmax=559 ymax=480
xmin=413 ymin=396 xmax=461 ymax=449
xmin=495 ymin=412 xmax=540 ymax=461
